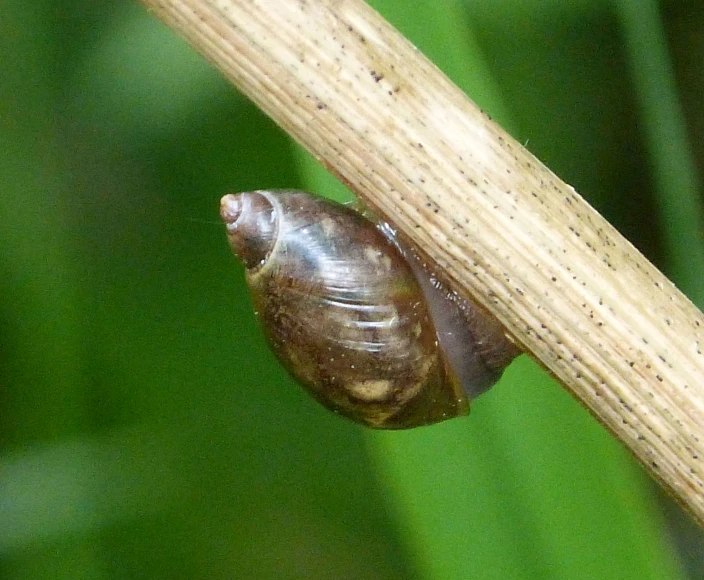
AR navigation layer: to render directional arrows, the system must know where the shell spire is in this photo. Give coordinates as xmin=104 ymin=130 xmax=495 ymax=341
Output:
xmin=220 ymin=192 xmax=278 ymax=269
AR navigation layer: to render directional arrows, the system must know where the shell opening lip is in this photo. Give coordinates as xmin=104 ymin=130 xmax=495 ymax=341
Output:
xmin=220 ymin=194 xmax=242 ymax=229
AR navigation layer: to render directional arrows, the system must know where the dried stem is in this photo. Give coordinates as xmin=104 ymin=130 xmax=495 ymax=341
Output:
xmin=137 ymin=0 xmax=704 ymax=525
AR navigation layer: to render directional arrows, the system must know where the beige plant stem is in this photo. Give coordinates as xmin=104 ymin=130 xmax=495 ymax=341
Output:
xmin=137 ymin=0 xmax=704 ymax=525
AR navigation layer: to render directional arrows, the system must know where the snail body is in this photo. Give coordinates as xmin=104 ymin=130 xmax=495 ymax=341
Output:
xmin=220 ymin=189 xmax=518 ymax=429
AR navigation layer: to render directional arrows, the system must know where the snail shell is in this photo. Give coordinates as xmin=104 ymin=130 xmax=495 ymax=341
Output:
xmin=220 ymin=189 xmax=519 ymax=429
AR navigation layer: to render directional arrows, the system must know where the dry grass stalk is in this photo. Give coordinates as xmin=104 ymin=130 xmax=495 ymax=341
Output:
xmin=137 ymin=0 xmax=704 ymax=525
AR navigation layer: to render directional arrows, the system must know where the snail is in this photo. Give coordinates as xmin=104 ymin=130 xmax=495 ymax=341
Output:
xmin=220 ymin=189 xmax=519 ymax=429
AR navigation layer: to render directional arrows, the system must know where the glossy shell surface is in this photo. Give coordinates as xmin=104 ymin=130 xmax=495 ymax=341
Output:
xmin=221 ymin=190 xmax=518 ymax=428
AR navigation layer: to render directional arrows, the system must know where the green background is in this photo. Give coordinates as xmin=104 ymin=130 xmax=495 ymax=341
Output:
xmin=2 ymin=0 xmax=704 ymax=578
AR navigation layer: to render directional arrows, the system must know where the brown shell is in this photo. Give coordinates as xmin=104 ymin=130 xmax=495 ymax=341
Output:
xmin=221 ymin=190 xmax=469 ymax=428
